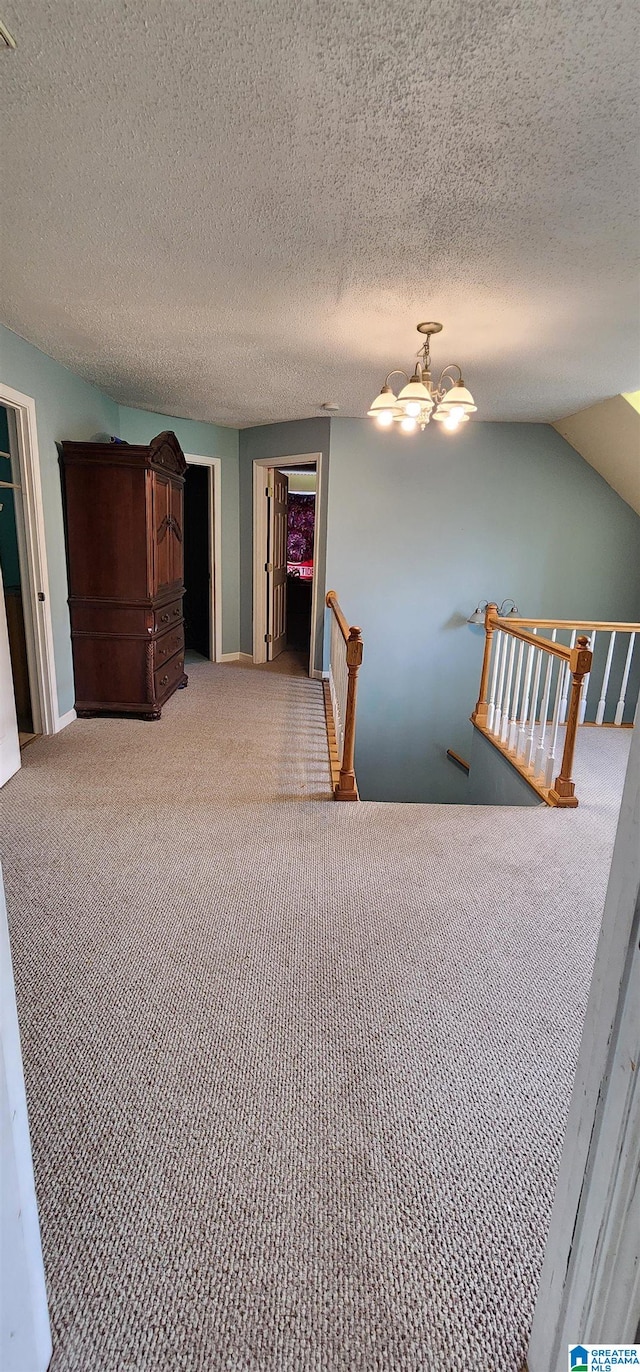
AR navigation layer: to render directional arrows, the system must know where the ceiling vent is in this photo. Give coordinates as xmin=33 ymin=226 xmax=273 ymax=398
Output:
xmin=0 ymin=19 xmax=16 ymax=48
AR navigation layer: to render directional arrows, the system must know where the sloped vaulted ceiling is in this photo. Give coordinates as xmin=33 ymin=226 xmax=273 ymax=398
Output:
xmin=1 ymin=0 xmax=639 ymax=427
xmin=554 ymin=395 xmax=640 ymax=514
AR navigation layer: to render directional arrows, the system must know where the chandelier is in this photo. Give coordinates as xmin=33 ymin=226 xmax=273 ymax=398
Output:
xmin=367 ymin=321 xmax=476 ymax=434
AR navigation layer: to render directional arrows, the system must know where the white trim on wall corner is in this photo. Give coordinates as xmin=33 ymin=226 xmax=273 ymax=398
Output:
xmin=55 ymin=709 xmax=77 ymax=732
xmin=0 ymin=382 xmax=59 ymax=735
xmin=218 ymin=652 xmax=253 ymax=664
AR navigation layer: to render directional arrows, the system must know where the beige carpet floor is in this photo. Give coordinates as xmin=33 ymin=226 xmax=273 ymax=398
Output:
xmin=0 ymin=659 xmax=631 ymax=1372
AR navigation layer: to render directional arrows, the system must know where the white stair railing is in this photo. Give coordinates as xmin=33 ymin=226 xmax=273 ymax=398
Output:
xmin=472 ymin=606 xmax=639 ymax=808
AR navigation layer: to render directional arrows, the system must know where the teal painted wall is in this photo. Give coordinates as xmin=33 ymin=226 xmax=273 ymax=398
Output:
xmin=0 ymin=326 xmax=241 ymax=718
xmin=117 ymin=407 xmax=240 ymax=656
xmin=0 ymin=326 xmax=120 ymax=716
xmin=466 ymin=728 xmax=542 ymax=807
xmin=239 ymin=419 xmax=330 ymax=672
xmin=325 ymin=418 xmax=640 ymax=803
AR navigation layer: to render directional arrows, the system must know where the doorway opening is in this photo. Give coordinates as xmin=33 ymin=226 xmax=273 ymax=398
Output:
xmin=281 ymin=467 xmax=316 ymax=662
xmin=0 ymin=384 xmax=57 ymax=786
xmin=0 ymin=404 xmax=39 ymax=748
xmin=183 ymin=464 xmax=210 ymax=661
xmin=182 ymin=455 xmax=222 ymax=664
xmin=252 ymin=452 xmax=323 ymax=676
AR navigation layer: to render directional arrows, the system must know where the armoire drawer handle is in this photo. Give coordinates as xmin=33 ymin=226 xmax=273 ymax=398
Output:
xmin=160 ymin=612 xmax=170 ymax=623
xmin=173 ymin=607 xmax=180 ymax=616
xmin=160 ymin=674 xmax=168 ymax=686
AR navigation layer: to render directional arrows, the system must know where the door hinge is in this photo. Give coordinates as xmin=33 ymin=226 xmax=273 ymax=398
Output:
xmin=265 ymin=633 xmax=273 ymax=643
xmin=266 ymin=485 xmax=272 ymax=497
xmin=37 ymin=591 xmax=46 ymax=602
xmin=265 ymin=562 xmax=273 ymax=573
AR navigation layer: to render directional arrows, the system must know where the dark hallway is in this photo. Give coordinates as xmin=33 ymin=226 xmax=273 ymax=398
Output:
xmin=183 ymin=463 xmax=210 ymax=659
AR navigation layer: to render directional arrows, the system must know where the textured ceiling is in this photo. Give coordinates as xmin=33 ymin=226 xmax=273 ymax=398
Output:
xmin=1 ymin=0 xmax=639 ymax=427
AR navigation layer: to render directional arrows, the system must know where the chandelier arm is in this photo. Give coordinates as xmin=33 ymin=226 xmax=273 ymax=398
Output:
xmin=437 ymin=364 xmax=464 ymax=387
xmin=384 ymin=369 xmax=409 ymax=387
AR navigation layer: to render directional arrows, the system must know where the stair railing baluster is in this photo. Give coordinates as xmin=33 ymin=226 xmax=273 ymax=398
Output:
xmin=559 ymin=629 xmax=577 ymax=722
xmin=614 ymin=632 xmax=636 ymax=726
xmin=544 ymin=661 xmax=567 ymax=789
xmin=492 ymin=627 xmax=510 ymax=738
xmin=500 ymin=637 xmax=517 ymax=744
xmin=507 ymin=641 xmax=526 ymax=750
xmin=596 ymin=631 xmax=616 ymax=725
xmin=523 ymin=645 xmax=544 ymax=767
xmin=534 ymin=630 xmax=557 ymax=777
xmin=486 ymin=629 xmax=504 ymax=733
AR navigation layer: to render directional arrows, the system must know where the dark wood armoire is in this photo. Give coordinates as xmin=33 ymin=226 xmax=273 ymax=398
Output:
xmin=60 ymin=431 xmax=188 ymax=720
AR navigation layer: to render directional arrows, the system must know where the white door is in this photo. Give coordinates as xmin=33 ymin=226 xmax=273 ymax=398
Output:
xmin=267 ymin=469 xmax=288 ymax=661
xmin=0 ymin=564 xmax=20 ymax=788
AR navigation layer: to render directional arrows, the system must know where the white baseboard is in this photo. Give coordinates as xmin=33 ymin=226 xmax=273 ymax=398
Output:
xmin=218 ymin=651 xmax=254 ymax=664
xmin=311 ymin=669 xmax=325 ymax=680
xmin=320 ymin=670 xmax=330 ymax=680
xmin=54 ymin=708 xmax=77 ymax=733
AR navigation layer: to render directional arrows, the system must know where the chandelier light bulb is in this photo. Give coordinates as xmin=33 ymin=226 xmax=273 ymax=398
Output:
xmin=400 ymin=416 xmax=417 ymax=433
xmin=376 ymin=410 xmax=394 ymax=427
xmin=404 ymin=401 xmax=422 ymax=417
xmin=443 ymin=413 xmax=460 ymax=431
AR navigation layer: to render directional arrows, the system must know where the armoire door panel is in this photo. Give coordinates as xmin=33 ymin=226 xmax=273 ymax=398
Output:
xmin=153 ymin=474 xmax=172 ymax=595
xmin=63 ymin=464 xmax=148 ymax=601
xmin=169 ymin=480 xmax=183 ymax=588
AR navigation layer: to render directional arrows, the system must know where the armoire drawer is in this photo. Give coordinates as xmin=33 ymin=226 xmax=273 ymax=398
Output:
xmin=154 ymin=624 xmax=184 ymax=669
xmin=154 ymin=651 xmax=185 ymax=700
xmin=154 ymin=598 xmax=183 ymax=633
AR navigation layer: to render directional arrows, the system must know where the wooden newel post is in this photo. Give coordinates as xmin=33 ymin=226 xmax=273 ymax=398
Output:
xmin=549 ymin=636 xmax=592 ymax=809
xmin=335 ymin=626 xmax=363 ymax=801
xmin=472 ymin=603 xmax=499 ymax=725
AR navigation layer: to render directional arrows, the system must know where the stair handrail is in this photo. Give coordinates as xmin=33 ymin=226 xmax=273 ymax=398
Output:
xmin=325 ymin=590 xmax=363 ymax=801
xmin=495 ymin=617 xmax=640 ymax=631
